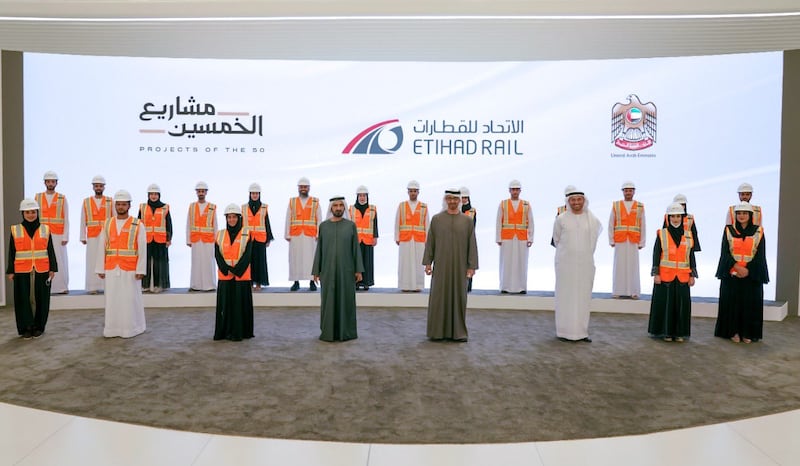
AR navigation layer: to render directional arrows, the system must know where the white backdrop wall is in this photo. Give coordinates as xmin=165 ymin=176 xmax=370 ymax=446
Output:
xmin=22 ymin=51 xmax=781 ymax=298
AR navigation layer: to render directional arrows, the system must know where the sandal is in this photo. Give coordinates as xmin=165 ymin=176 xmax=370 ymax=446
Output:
xmin=674 ymin=337 xmax=684 ymax=343
xmin=743 ymin=338 xmax=752 ymax=344
xmin=731 ymin=334 xmax=741 ymax=343
xmin=663 ymin=336 xmax=673 ymax=342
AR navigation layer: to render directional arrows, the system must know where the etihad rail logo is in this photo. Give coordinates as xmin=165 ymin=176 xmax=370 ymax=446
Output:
xmin=343 ymin=119 xmax=404 ymax=155
xmin=611 ymin=94 xmax=657 ymax=151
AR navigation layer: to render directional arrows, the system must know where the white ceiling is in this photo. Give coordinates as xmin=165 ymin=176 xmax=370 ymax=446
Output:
xmin=0 ymin=1 xmax=799 ymax=60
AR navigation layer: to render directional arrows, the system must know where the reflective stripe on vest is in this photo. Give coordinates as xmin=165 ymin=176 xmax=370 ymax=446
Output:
xmin=726 ymin=226 xmax=763 ymax=274
xmin=612 ymin=200 xmax=643 ymax=243
xmin=463 ymin=208 xmax=476 ymax=220
xmin=216 ymin=229 xmax=251 ymax=281
xmin=140 ymin=203 xmax=169 ymax=243
xmin=11 ymin=224 xmax=50 ymax=273
xmin=288 ymin=197 xmax=319 ymax=237
xmin=83 ymin=196 xmax=112 ymax=238
xmin=35 ymin=192 xmax=66 ymax=235
xmin=189 ymin=202 xmax=216 ymax=243
xmin=658 ymin=228 xmax=693 ymax=283
xmin=241 ymin=203 xmax=269 ymax=242
xmin=349 ymin=205 xmax=376 ymax=245
xmin=500 ymin=199 xmax=529 ymax=241
xmin=398 ymin=201 xmax=427 ymax=242
xmin=104 ymin=217 xmax=141 ymax=272
xmin=557 ymin=205 xmax=567 ymax=216
xmin=729 ymin=205 xmax=762 ymax=226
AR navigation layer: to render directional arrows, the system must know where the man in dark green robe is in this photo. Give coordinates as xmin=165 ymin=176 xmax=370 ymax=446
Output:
xmin=423 ymin=189 xmax=479 ymax=341
xmin=312 ymin=197 xmax=364 ymax=342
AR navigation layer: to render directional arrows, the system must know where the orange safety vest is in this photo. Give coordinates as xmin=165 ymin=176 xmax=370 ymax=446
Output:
xmin=140 ymin=203 xmax=169 ymax=243
xmin=35 ymin=192 xmax=66 ymax=235
xmin=398 ymin=201 xmax=427 ymax=243
xmin=216 ymin=229 xmax=251 ymax=281
xmin=349 ymin=205 xmax=377 ymax=245
xmin=726 ymin=226 xmax=763 ymax=275
xmin=288 ymin=197 xmax=319 ymax=238
xmin=188 ymin=202 xmax=216 ymax=243
xmin=11 ymin=224 xmax=51 ymax=273
xmin=500 ymin=199 xmax=530 ymax=241
xmin=463 ymin=207 xmax=476 ymax=221
xmin=241 ymin=203 xmax=269 ymax=242
xmin=728 ymin=205 xmax=762 ymax=226
xmin=658 ymin=228 xmax=693 ymax=283
xmin=612 ymin=200 xmax=643 ymax=244
xmin=104 ymin=217 xmax=141 ymax=272
xmin=83 ymin=196 xmax=113 ymax=239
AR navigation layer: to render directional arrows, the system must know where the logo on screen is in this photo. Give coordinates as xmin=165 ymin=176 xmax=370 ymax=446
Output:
xmin=343 ymin=119 xmax=404 ymax=155
xmin=611 ymin=94 xmax=657 ymax=151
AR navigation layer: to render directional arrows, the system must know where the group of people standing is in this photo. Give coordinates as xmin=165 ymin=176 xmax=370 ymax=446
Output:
xmin=6 ymin=171 xmax=769 ymax=346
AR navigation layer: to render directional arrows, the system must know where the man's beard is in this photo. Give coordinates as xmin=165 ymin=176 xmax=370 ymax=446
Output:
xmin=332 ymin=210 xmax=344 ymax=218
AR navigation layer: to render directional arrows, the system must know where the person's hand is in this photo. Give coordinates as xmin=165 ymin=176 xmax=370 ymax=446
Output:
xmin=466 ymin=269 xmax=475 ymax=278
xmin=355 ymin=272 xmax=363 ymax=282
xmin=6 ymin=274 xmax=13 ymax=280
xmin=48 ymin=271 xmax=55 ymax=280
xmin=689 ymin=276 xmax=696 ymax=287
xmin=81 ymin=240 xmax=87 ymax=245
xmin=654 ymin=275 xmax=662 ymax=285
xmin=526 ymin=241 xmax=532 ymax=247
xmin=313 ymin=275 xmax=320 ymax=284
xmin=424 ymin=265 xmax=432 ymax=275
xmin=135 ymin=274 xmax=145 ymax=280
xmin=395 ymin=241 xmax=400 ymax=245
xmin=61 ymin=240 xmax=68 ymax=246
xmin=166 ymin=241 xmax=172 ymax=247
xmin=97 ymin=273 xmax=105 ymax=279
xmin=496 ymin=241 xmax=502 ymax=246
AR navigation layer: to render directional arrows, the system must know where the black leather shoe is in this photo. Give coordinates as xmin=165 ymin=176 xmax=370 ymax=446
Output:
xmin=290 ymin=281 xmax=300 ymax=291
xmin=309 ymin=281 xmax=317 ymax=291
xmin=581 ymin=337 xmax=592 ymax=343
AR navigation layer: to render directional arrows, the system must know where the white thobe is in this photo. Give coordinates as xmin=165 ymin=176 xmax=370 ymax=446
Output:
xmin=95 ymin=217 xmax=147 ymax=338
xmin=186 ymin=202 xmax=217 ymax=291
xmin=395 ymin=200 xmax=429 ymax=290
xmin=285 ymin=197 xmax=322 ymax=281
xmin=553 ymin=209 xmax=602 ymax=340
xmin=608 ymin=200 xmax=646 ymax=297
xmin=40 ymin=192 xmax=69 ymax=293
xmin=496 ymin=199 xmax=535 ymax=293
xmin=80 ymin=196 xmax=110 ymax=292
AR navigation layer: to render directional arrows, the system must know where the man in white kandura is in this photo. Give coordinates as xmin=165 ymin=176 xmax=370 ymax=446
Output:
xmin=609 ymin=181 xmax=646 ymax=299
xmin=285 ymin=177 xmax=322 ymax=292
xmin=496 ymin=180 xmax=534 ymax=294
xmin=395 ymin=180 xmax=429 ymax=292
xmin=35 ymin=170 xmax=70 ymax=294
xmin=553 ymin=187 xmax=602 ymax=343
xmin=96 ymin=190 xmax=147 ymax=338
xmin=186 ymin=181 xmax=217 ymax=292
xmin=80 ymin=175 xmax=113 ymax=294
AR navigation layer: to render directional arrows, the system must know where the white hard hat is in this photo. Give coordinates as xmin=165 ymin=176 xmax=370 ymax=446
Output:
xmin=621 ymin=181 xmax=636 ymax=190
xmin=297 ymin=177 xmax=310 ymax=186
xmin=195 ymin=181 xmax=209 ymax=190
xmin=91 ymin=175 xmax=106 ymax=185
xmin=114 ymin=190 xmax=132 ymax=202
xmin=248 ymin=182 xmax=261 ymax=193
xmin=224 ymin=203 xmax=241 ymax=215
xmin=356 ymin=185 xmax=369 ymax=194
xmin=407 ymin=180 xmax=420 ymax=190
xmin=563 ymin=185 xmax=577 ymax=197
xmin=666 ymin=202 xmax=685 ymax=215
xmin=508 ymin=180 xmax=522 ymax=189
xmin=734 ymin=202 xmax=754 ymax=213
xmin=43 ymin=170 xmax=58 ymax=181
xmin=737 ymin=182 xmax=753 ymax=193
xmin=19 ymin=199 xmax=39 ymax=211
xmin=460 ymin=187 xmax=471 ymax=196
xmin=147 ymin=183 xmax=160 ymax=193
xmin=673 ymin=193 xmax=688 ymax=204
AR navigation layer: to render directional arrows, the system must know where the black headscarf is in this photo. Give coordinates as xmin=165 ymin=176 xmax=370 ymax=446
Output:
xmin=248 ymin=194 xmax=262 ymax=215
xmin=226 ymin=214 xmax=243 ymax=244
xmin=21 ymin=215 xmax=41 ymax=237
xmin=730 ymin=211 xmax=757 ymax=238
xmin=353 ymin=193 xmax=369 ymax=215
xmin=461 ymin=197 xmax=472 ymax=213
xmin=147 ymin=193 xmax=165 ymax=210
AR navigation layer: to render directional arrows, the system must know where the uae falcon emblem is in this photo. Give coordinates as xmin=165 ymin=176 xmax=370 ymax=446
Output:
xmin=611 ymin=94 xmax=657 ymax=151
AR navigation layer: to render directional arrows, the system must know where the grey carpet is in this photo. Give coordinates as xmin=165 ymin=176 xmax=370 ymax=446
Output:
xmin=1 ymin=307 xmax=799 ymax=444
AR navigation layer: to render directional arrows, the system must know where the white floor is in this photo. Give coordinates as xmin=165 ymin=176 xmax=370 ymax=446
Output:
xmin=1 ymin=402 xmax=797 ymax=466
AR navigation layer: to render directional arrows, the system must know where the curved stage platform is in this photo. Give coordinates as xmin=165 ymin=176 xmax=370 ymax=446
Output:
xmin=1 ymin=290 xmax=797 ymax=465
